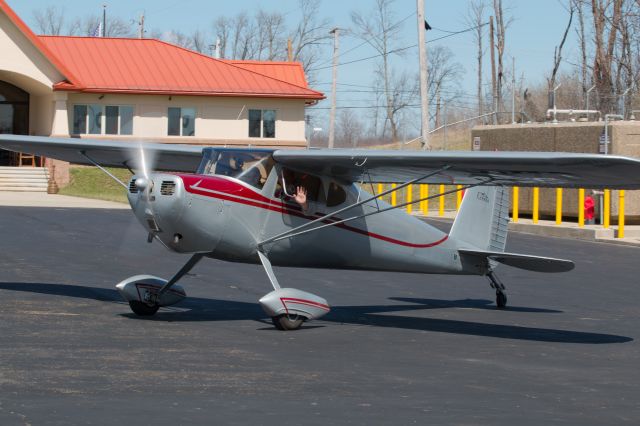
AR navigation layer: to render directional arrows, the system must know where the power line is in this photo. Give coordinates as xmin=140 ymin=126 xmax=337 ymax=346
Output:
xmin=310 ymin=22 xmax=488 ymax=72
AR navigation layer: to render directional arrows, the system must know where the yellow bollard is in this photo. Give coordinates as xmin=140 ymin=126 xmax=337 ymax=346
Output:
xmin=512 ymin=186 xmax=519 ymax=223
xmin=407 ymin=184 xmax=413 ymax=214
xmin=420 ymin=184 xmax=428 ymax=215
xmin=603 ymin=189 xmax=610 ymax=229
xmin=618 ymin=190 xmax=625 ymax=238
xmin=391 ymin=183 xmax=397 ymax=206
xmin=532 ymin=187 xmax=539 ymax=224
xmin=456 ymin=185 xmax=463 ymax=210
xmin=578 ymin=188 xmax=585 ymax=227
xmin=377 ymin=183 xmax=383 ymax=197
xmin=556 ymin=188 xmax=563 ymax=225
xmin=439 ymin=184 xmax=445 ymax=217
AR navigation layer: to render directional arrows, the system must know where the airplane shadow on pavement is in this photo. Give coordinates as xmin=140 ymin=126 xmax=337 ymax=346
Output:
xmin=0 ymin=281 xmax=631 ymax=344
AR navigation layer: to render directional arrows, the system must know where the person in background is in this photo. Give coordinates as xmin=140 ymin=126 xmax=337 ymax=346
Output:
xmin=585 ymin=192 xmax=595 ymax=225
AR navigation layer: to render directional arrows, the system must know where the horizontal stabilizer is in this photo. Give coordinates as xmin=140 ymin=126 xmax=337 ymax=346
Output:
xmin=458 ymin=249 xmax=575 ymax=273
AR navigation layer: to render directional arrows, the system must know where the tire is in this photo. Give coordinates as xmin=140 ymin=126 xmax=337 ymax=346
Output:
xmin=272 ymin=314 xmax=305 ymax=330
xmin=129 ymin=301 xmax=160 ymax=316
xmin=496 ymin=292 xmax=507 ymax=309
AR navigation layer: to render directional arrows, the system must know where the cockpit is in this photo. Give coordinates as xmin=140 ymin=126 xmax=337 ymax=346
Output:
xmin=197 ymin=148 xmax=275 ymax=189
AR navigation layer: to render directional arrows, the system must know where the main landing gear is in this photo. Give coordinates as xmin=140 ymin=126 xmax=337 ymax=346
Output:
xmin=487 ymin=271 xmax=507 ymax=309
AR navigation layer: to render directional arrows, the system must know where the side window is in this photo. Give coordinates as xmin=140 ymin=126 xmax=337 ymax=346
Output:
xmin=275 ymin=168 xmax=323 ymax=202
xmin=248 ymin=109 xmax=276 ymax=138
xmin=326 ymin=182 xmax=347 ymax=207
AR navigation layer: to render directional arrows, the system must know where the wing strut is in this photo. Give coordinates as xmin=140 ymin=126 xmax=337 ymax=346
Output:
xmin=79 ymin=150 xmax=128 ymax=189
xmin=258 ymin=167 xmax=450 ymax=248
xmin=259 ymin=181 xmax=484 ymax=247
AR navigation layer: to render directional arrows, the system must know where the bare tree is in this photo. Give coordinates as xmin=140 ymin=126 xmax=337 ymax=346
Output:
xmin=165 ymin=30 xmax=195 ymax=50
xmin=591 ymin=0 xmax=623 ymax=113
xmin=337 ymin=109 xmax=364 ymax=147
xmin=290 ymin=0 xmax=332 ymax=79
xmin=467 ymin=0 xmax=487 ymax=118
xmin=32 ymin=6 xmax=65 ymax=35
xmin=428 ymin=45 xmax=465 ymax=118
xmin=190 ymin=30 xmax=208 ymax=54
xmin=574 ymin=0 xmax=590 ymax=107
xmin=68 ymin=15 xmax=134 ymax=37
xmin=492 ymin=0 xmax=510 ymax=122
xmin=256 ymin=10 xmax=286 ymax=60
xmin=548 ymin=1 xmax=575 ymax=105
xmin=351 ymin=0 xmax=405 ymax=142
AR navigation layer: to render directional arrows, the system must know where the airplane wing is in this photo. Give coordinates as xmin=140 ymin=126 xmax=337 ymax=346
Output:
xmin=0 ymin=135 xmax=204 ymax=172
xmin=272 ymin=149 xmax=640 ymax=189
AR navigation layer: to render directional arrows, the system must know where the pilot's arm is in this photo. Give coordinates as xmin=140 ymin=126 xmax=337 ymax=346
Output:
xmin=294 ymin=186 xmax=314 ymax=215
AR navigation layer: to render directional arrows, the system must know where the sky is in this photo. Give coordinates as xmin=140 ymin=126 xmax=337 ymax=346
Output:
xmin=8 ymin=0 xmax=578 ymax=135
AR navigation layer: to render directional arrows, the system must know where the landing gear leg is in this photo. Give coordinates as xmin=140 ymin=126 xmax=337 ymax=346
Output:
xmin=127 ymin=253 xmax=204 ymax=316
xmin=487 ymin=271 xmax=507 ymax=309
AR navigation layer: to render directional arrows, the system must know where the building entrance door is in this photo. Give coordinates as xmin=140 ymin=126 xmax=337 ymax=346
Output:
xmin=0 ymin=81 xmax=30 ymax=166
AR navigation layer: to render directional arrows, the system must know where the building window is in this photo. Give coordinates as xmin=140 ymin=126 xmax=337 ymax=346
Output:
xmin=73 ymin=104 xmax=133 ymax=135
xmin=168 ymin=107 xmax=195 ymax=136
xmin=248 ymin=109 xmax=276 ymax=138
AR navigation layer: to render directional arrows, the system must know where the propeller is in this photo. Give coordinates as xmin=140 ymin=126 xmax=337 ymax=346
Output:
xmin=134 ymin=145 xmax=156 ymax=192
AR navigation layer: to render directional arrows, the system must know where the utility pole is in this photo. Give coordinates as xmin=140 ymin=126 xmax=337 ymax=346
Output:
xmin=511 ymin=56 xmax=515 ymax=124
xmin=328 ymin=28 xmax=339 ymax=149
xmin=102 ymin=4 xmax=107 ymax=37
xmin=417 ymin=0 xmax=430 ymax=150
xmin=489 ymin=16 xmax=497 ymax=124
xmin=138 ymin=12 xmax=145 ymax=39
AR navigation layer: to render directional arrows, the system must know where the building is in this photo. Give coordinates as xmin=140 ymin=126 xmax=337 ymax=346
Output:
xmin=0 ymin=0 xmax=324 ymax=183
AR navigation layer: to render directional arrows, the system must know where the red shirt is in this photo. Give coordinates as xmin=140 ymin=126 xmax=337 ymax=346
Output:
xmin=584 ymin=196 xmax=595 ymax=220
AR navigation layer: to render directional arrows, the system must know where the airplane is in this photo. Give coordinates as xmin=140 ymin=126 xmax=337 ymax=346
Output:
xmin=1 ymin=134 xmax=640 ymax=330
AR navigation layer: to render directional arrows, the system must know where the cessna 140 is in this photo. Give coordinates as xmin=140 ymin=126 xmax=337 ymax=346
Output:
xmin=2 ymin=134 xmax=640 ymax=330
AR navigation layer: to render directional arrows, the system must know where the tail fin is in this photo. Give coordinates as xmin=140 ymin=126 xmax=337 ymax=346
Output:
xmin=449 ymin=186 xmax=510 ymax=252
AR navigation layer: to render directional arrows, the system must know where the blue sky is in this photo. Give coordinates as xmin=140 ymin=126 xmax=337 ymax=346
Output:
xmin=8 ymin=0 xmax=577 ymax=131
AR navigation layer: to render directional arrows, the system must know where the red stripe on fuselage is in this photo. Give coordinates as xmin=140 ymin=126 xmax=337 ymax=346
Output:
xmin=180 ymin=174 xmax=448 ymax=249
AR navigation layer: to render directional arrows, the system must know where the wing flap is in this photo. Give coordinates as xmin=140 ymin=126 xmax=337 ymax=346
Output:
xmin=272 ymin=149 xmax=640 ymax=189
xmin=458 ymin=248 xmax=575 ymax=273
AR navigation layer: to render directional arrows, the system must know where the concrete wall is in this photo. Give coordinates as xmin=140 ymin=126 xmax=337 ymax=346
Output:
xmin=471 ymin=122 xmax=640 ymax=222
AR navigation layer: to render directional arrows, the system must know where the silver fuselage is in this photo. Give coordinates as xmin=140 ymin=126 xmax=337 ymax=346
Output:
xmin=127 ymin=168 xmax=478 ymax=275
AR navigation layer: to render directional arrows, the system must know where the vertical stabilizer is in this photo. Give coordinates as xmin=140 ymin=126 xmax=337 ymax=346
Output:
xmin=449 ymin=186 xmax=509 ymax=252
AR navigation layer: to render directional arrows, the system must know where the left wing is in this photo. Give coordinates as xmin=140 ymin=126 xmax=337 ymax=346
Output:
xmin=273 ymin=149 xmax=640 ymax=189
xmin=0 ymin=135 xmax=204 ymax=172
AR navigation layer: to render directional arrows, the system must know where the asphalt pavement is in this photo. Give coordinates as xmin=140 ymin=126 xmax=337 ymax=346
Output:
xmin=0 ymin=206 xmax=639 ymax=425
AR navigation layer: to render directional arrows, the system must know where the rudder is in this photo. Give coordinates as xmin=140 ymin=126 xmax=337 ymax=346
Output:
xmin=449 ymin=186 xmax=509 ymax=252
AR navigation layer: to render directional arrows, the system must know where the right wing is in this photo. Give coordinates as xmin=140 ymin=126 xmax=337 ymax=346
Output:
xmin=0 ymin=135 xmax=204 ymax=172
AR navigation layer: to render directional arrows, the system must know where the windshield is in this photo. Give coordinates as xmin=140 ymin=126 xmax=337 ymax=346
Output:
xmin=197 ymin=148 xmax=275 ymax=189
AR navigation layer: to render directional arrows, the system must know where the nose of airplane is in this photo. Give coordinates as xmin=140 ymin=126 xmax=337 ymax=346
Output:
xmin=127 ymin=173 xmax=184 ymax=237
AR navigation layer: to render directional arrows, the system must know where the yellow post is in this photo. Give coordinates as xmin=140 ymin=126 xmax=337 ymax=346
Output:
xmin=532 ymin=187 xmax=539 ymax=224
xmin=578 ymin=188 xmax=585 ymax=227
xmin=456 ymin=185 xmax=463 ymax=210
xmin=603 ymin=189 xmax=610 ymax=229
xmin=618 ymin=190 xmax=625 ymax=238
xmin=512 ymin=186 xmax=519 ymax=223
xmin=407 ymin=184 xmax=413 ymax=214
xmin=377 ymin=183 xmax=383 ymax=197
xmin=391 ymin=183 xmax=397 ymax=206
xmin=420 ymin=184 xmax=428 ymax=215
xmin=556 ymin=188 xmax=563 ymax=225
xmin=439 ymin=184 xmax=445 ymax=216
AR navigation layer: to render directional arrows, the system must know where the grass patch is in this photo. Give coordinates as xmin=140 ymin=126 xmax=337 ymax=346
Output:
xmin=59 ymin=166 xmax=133 ymax=203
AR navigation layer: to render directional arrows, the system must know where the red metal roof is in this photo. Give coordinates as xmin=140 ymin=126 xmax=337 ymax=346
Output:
xmin=221 ymin=60 xmax=309 ymax=88
xmin=37 ymin=36 xmax=323 ymax=100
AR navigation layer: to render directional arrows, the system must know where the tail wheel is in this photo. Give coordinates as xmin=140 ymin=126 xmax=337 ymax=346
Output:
xmin=272 ymin=314 xmax=305 ymax=330
xmin=129 ymin=301 xmax=160 ymax=316
xmin=496 ymin=291 xmax=507 ymax=309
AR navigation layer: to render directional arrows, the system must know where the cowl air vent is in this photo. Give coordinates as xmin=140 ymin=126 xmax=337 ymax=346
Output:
xmin=160 ymin=180 xmax=176 ymax=196
xmin=128 ymin=179 xmax=138 ymax=193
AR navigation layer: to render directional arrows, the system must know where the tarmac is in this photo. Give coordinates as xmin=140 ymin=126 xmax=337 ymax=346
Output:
xmin=0 ymin=199 xmax=639 ymax=424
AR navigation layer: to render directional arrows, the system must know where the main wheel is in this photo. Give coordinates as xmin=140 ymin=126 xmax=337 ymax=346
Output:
xmin=129 ymin=301 xmax=160 ymax=316
xmin=496 ymin=291 xmax=507 ymax=309
xmin=272 ymin=314 xmax=305 ymax=330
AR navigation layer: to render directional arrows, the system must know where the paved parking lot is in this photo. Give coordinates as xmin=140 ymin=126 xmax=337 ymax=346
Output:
xmin=0 ymin=206 xmax=639 ymax=425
